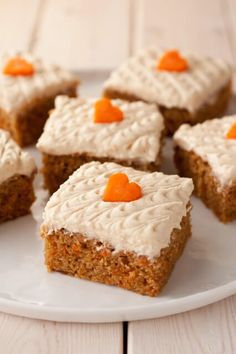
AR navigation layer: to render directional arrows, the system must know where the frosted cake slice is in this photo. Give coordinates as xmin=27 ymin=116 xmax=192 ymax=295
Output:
xmin=0 ymin=52 xmax=79 ymax=146
xmin=41 ymin=161 xmax=194 ymax=297
xmin=174 ymin=115 xmax=236 ymax=222
xmin=0 ymin=129 xmax=36 ymax=223
xmin=37 ymin=96 xmax=165 ymax=193
xmin=104 ymin=48 xmax=232 ymax=135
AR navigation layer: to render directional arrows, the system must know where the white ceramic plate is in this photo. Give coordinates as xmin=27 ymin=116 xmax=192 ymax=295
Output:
xmin=0 ymin=72 xmax=235 ymax=323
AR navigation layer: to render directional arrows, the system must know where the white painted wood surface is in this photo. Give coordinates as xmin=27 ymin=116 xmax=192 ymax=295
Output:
xmin=0 ymin=0 xmax=236 ymax=353
xmin=224 ymin=0 xmax=236 ymax=63
xmin=0 ymin=0 xmax=41 ymax=51
xmin=128 ymin=295 xmax=236 ymax=354
xmin=132 ymin=0 xmax=233 ymax=60
xmin=34 ymin=0 xmax=130 ymax=70
xmin=0 ymin=313 xmax=123 ymax=354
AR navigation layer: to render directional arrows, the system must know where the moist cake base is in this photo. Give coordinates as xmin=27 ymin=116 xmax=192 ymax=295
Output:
xmin=0 ymin=174 xmax=35 ymax=223
xmin=42 ymin=152 xmax=162 ymax=194
xmin=41 ymin=211 xmax=191 ymax=297
xmin=0 ymin=85 xmax=77 ymax=147
xmin=104 ymin=81 xmax=231 ymax=135
xmin=174 ymin=147 xmax=236 ymax=223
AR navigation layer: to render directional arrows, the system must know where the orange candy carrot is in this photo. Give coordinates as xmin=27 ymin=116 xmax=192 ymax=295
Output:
xmin=3 ymin=57 xmax=34 ymax=76
xmin=94 ymin=98 xmax=123 ymax=123
xmin=226 ymin=122 xmax=236 ymax=139
xmin=103 ymin=173 xmax=142 ymax=202
xmin=157 ymin=50 xmax=188 ymax=72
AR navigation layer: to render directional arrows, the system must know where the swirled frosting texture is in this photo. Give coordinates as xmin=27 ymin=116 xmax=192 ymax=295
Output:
xmin=0 ymin=52 xmax=78 ymax=114
xmin=37 ymin=96 xmax=164 ymax=162
xmin=174 ymin=115 xmax=236 ymax=187
xmin=0 ymin=129 xmax=36 ymax=183
xmin=104 ymin=48 xmax=231 ymax=112
xmin=42 ymin=162 xmax=193 ymax=258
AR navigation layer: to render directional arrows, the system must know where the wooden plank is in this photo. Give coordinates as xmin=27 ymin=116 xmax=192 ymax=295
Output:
xmin=34 ymin=0 xmax=130 ymax=70
xmin=128 ymin=295 xmax=236 ymax=354
xmin=0 ymin=0 xmax=41 ymax=51
xmin=220 ymin=0 xmax=236 ymax=92
xmin=132 ymin=0 xmax=233 ymax=62
xmin=221 ymin=0 xmax=236 ymax=64
xmin=0 ymin=312 xmax=123 ymax=354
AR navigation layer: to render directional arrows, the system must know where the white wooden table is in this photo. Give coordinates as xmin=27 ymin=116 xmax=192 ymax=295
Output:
xmin=0 ymin=0 xmax=236 ymax=353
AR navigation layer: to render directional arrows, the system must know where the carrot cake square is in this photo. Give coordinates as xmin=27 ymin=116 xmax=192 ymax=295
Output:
xmin=103 ymin=48 xmax=232 ymax=135
xmin=174 ymin=116 xmax=236 ymax=223
xmin=0 ymin=52 xmax=79 ymax=146
xmin=40 ymin=161 xmax=194 ymax=297
xmin=37 ymin=96 xmax=165 ymax=194
xmin=0 ymin=129 xmax=36 ymax=223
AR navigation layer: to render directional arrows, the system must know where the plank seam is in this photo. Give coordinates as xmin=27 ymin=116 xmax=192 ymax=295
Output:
xmin=123 ymin=321 xmax=128 ymax=354
xmin=219 ymin=0 xmax=236 ymax=67
xmin=28 ymin=0 xmax=47 ymax=52
xmin=128 ymin=0 xmax=135 ymax=55
xmin=128 ymin=0 xmax=143 ymax=55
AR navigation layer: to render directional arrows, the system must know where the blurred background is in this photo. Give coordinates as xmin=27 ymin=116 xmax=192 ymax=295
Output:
xmin=0 ymin=0 xmax=235 ymax=73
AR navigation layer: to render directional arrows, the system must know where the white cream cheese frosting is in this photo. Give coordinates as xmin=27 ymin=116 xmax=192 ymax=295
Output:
xmin=0 ymin=52 xmax=78 ymax=114
xmin=0 ymin=129 xmax=36 ymax=184
xmin=173 ymin=115 xmax=236 ymax=187
xmin=104 ymin=47 xmax=231 ymax=112
xmin=42 ymin=161 xmax=193 ymax=258
xmin=37 ymin=96 xmax=164 ymax=163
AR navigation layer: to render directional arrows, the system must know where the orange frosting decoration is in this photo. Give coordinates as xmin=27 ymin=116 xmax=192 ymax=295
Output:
xmin=94 ymin=98 xmax=123 ymax=123
xmin=103 ymin=173 xmax=142 ymax=202
xmin=226 ymin=122 xmax=236 ymax=139
xmin=3 ymin=57 xmax=35 ymax=76
xmin=157 ymin=50 xmax=188 ymax=72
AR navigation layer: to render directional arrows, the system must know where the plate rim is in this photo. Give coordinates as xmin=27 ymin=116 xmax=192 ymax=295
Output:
xmin=0 ymin=280 xmax=235 ymax=323
xmin=0 ymin=73 xmax=235 ymax=323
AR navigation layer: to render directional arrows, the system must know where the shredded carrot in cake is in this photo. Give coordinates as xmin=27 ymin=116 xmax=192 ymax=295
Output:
xmin=226 ymin=122 xmax=236 ymax=139
xmin=3 ymin=57 xmax=35 ymax=76
xmin=103 ymin=173 xmax=142 ymax=202
xmin=157 ymin=50 xmax=188 ymax=72
xmin=94 ymin=98 xmax=123 ymax=123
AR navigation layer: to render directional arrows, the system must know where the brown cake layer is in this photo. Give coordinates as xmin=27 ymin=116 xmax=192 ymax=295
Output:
xmin=174 ymin=147 xmax=236 ymax=223
xmin=0 ymin=84 xmax=78 ymax=147
xmin=41 ymin=210 xmax=191 ymax=297
xmin=41 ymin=150 xmax=163 ymax=194
xmin=0 ymin=173 xmax=35 ymax=223
xmin=104 ymin=81 xmax=231 ymax=135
